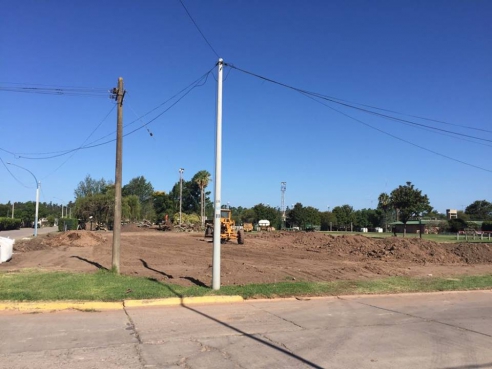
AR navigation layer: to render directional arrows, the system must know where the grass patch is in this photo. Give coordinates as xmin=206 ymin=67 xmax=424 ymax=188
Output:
xmin=0 ymin=270 xmax=491 ymax=302
xmin=321 ymin=231 xmax=491 ymax=243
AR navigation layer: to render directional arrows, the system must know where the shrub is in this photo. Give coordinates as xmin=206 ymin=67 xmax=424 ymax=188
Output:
xmin=448 ymin=218 xmax=468 ymax=233
xmin=482 ymin=221 xmax=492 ymax=231
xmin=0 ymin=217 xmax=22 ymax=231
xmin=47 ymin=215 xmax=55 ymax=227
xmin=58 ymin=218 xmax=79 ymax=231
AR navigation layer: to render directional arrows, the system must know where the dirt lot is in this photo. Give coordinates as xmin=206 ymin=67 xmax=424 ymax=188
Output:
xmin=4 ymin=225 xmax=492 ymax=287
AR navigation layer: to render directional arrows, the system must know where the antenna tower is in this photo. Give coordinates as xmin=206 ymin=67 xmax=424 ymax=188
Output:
xmin=281 ymin=182 xmax=287 ymax=228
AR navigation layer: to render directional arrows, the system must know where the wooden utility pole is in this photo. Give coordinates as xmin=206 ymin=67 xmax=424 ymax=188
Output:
xmin=112 ymin=77 xmax=124 ymax=274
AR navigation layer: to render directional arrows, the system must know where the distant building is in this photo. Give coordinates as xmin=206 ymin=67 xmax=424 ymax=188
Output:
xmin=446 ymin=209 xmax=458 ymax=220
xmin=390 ymin=220 xmax=442 ymax=234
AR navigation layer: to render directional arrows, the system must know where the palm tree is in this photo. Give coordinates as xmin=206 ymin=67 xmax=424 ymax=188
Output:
xmin=193 ymin=170 xmax=211 ymax=226
xmin=378 ymin=192 xmax=391 ymax=232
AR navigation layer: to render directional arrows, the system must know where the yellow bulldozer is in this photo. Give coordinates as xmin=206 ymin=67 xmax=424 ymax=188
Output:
xmin=204 ymin=209 xmax=244 ymax=244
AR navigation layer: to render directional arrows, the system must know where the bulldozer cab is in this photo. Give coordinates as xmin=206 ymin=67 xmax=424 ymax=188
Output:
xmin=204 ymin=209 xmax=244 ymax=244
xmin=221 ymin=209 xmax=233 ymax=221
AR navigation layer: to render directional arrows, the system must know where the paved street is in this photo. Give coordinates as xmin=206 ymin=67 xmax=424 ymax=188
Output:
xmin=0 ymin=291 xmax=491 ymax=368
xmin=0 ymin=226 xmax=58 ymax=240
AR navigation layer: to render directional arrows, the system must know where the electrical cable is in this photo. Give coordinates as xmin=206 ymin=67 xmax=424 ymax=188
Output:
xmin=0 ymin=157 xmax=32 ymax=188
xmin=13 ymin=69 xmax=213 ymax=160
xmin=178 ymin=0 xmax=220 ymax=58
xmin=308 ymin=93 xmax=492 ymax=134
xmin=0 ymin=66 xmax=214 ymax=159
xmin=221 ymin=62 xmax=491 ymax=173
xmin=40 ymin=104 xmax=117 ymax=180
xmin=300 ymin=91 xmax=492 ymax=174
xmin=225 ymin=63 xmax=492 ymax=139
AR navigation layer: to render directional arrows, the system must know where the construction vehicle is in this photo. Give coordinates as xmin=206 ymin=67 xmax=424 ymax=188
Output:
xmin=243 ymin=223 xmax=253 ymax=232
xmin=204 ymin=209 xmax=244 ymax=244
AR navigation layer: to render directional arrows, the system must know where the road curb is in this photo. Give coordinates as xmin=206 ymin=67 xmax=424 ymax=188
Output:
xmin=124 ymin=295 xmax=244 ymax=308
xmin=0 ymin=295 xmax=244 ymax=312
xmin=0 ymin=301 xmax=123 ymax=312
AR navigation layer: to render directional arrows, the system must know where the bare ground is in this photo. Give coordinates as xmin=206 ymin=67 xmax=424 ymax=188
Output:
xmin=4 ymin=226 xmax=492 ymax=287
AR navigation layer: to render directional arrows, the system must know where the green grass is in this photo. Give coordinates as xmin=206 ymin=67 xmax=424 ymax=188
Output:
xmin=321 ymin=231 xmax=491 ymax=243
xmin=1 ymin=269 xmax=491 ymax=302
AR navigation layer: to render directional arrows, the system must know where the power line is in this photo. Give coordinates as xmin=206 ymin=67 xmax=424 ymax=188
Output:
xmin=308 ymin=93 xmax=492 ymax=134
xmin=223 ymin=63 xmax=491 ymax=174
xmin=300 ymin=91 xmax=492 ymax=174
xmin=0 ymin=81 xmax=108 ymax=90
xmin=178 ymin=0 xmax=220 ymax=58
xmin=225 ymin=64 xmax=492 ymax=139
xmin=4 ymin=68 xmax=213 ymax=160
xmin=0 ymin=157 xmax=32 ymax=188
xmin=0 ymin=85 xmax=109 ymax=98
xmin=40 ymin=104 xmax=117 ymax=180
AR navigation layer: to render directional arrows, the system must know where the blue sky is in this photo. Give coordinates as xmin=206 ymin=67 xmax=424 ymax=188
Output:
xmin=1 ymin=0 xmax=491 ymax=213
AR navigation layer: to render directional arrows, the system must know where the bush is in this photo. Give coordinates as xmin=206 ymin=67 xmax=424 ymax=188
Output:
xmin=58 ymin=218 xmax=79 ymax=231
xmin=0 ymin=217 xmax=22 ymax=231
xmin=448 ymin=218 xmax=467 ymax=233
xmin=47 ymin=215 xmax=55 ymax=227
xmin=482 ymin=221 xmax=492 ymax=231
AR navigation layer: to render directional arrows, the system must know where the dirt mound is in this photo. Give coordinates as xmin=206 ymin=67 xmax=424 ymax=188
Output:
xmin=121 ymin=223 xmax=157 ymax=232
xmin=6 ymin=231 xmax=492 ymax=287
xmin=446 ymin=243 xmax=492 ymax=263
xmin=248 ymin=232 xmax=492 ymax=265
xmin=14 ymin=231 xmax=107 ymax=252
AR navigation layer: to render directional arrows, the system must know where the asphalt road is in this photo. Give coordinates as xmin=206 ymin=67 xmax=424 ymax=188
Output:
xmin=0 ymin=226 xmax=58 ymax=240
xmin=1 ymin=291 xmax=491 ymax=368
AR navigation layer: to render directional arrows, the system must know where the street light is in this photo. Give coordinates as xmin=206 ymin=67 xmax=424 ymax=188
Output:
xmin=179 ymin=168 xmax=184 ymax=226
xmin=7 ymin=162 xmax=40 ymax=237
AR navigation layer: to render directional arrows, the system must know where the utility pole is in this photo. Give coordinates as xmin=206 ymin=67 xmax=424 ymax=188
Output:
xmin=112 ymin=77 xmax=125 ymax=274
xmin=212 ymin=58 xmax=224 ymax=291
xmin=11 ymin=203 xmax=14 ymax=219
xmin=179 ymin=168 xmax=184 ymax=225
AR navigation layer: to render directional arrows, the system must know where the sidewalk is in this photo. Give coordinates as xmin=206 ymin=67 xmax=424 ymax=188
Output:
xmin=0 ymin=226 xmax=58 ymax=240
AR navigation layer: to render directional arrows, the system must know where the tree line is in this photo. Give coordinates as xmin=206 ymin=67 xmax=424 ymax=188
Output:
xmin=2 ymin=178 xmax=490 ymax=231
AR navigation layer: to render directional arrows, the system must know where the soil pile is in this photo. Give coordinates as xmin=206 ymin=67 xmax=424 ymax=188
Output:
xmin=248 ymin=232 xmax=492 ymax=265
xmin=5 ymin=231 xmax=492 ymax=287
xmin=14 ymin=231 xmax=107 ymax=252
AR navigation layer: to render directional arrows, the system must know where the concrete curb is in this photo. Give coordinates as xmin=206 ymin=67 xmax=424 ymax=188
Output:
xmin=124 ymin=295 xmax=244 ymax=308
xmin=0 ymin=301 xmax=122 ymax=312
xmin=0 ymin=295 xmax=244 ymax=313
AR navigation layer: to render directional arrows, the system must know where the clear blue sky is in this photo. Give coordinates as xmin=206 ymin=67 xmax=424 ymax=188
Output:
xmin=1 ymin=0 xmax=491 ymax=213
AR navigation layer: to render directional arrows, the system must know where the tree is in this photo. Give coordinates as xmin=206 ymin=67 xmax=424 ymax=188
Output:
xmin=332 ymin=205 xmax=355 ymax=231
xmin=378 ymin=192 xmax=391 ymax=232
xmin=192 ymin=170 xmax=211 ymax=226
xmin=122 ymin=176 xmax=154 ymax=203
xmin=390 ymin=182 xmax=431 ymax=237
xmin=122 ymin=176 xmax=155 ymax=220
xmin=74 ymin=193 xmax=114 ymax=226
xmin=124 ymin=195 xmax=141 ymax=221
xmin=74 ymin=175 xmax=111 ymax=199
xmin=465 ymin=200 xmax=492 ymax=221
xmin=252 ymin=203 xmax=279 ymax=227
xmin=286 ymin=203 xmax=321 ymax=230
xmin=241 ymin=208 xmax=257 ymax=224
xmin=153 ymin=191 xmax=175 ymax=222
xmin=320 ymin=211 xmax=336 ymax=231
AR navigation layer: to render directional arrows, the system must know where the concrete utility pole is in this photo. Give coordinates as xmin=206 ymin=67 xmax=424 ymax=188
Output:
xmin=212 ymin=58 xmax=224 ymax=291
xmin=179 ymin=168 xmax=185 ymax=225
xmin=11 ymin=203 xmax=14 ymax=219
xmin=112 ymin=77 xmax=125 ymax=274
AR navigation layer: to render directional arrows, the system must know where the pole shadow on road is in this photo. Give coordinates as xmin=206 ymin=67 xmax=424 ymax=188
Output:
xmin=139 ymin=261 xmax=324 ymax=369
